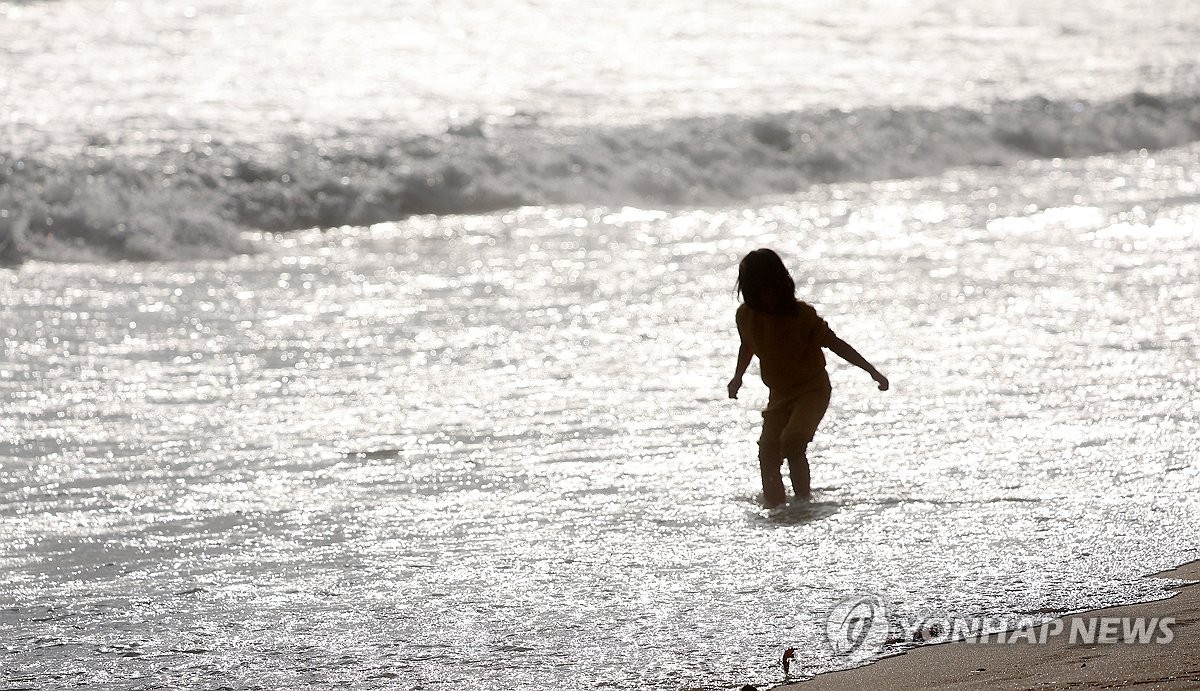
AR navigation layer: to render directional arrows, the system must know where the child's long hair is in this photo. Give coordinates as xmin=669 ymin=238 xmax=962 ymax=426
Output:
xmin=736 ymin=248 xmax=800 ymax=316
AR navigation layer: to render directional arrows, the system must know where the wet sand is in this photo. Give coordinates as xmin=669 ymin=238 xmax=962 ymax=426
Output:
xmin=785 ymin=560 xmax=1200 ymax=690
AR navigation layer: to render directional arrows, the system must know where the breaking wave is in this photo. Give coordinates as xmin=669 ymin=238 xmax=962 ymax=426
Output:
xmin=2 ymin=91 xmax=1199 ymax=264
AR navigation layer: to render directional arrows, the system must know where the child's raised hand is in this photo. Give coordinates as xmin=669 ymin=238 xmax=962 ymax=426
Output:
xmin=873 ymin=372 xmax=890 ymax=391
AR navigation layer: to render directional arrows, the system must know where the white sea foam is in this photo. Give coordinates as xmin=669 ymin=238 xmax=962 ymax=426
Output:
xmin=4 ymin=94 xmax=1199 ymax=264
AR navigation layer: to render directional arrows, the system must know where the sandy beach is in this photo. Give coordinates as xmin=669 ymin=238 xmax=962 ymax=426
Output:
xmin=784 ymin=560 xmax=1200 ymax=690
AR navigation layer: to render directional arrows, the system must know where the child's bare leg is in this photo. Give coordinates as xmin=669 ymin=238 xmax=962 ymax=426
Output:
xmin=758 ymin=454 xmax=787 ymax=507
xmin=758 ymin=411 xmax=789 ymax=507
xmin=779 ymin=393 xmax=825 ymax=501
xmin=786 ymin=446 xmax=811 ymax=498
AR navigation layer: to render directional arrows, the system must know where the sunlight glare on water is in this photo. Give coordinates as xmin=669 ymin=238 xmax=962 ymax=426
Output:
xmin=1 ymin=145 xmax=1198 ymax=688
xmin=3 ymin=0 xmax=1200 ymax=152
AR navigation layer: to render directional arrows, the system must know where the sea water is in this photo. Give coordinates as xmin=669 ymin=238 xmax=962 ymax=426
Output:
xmin=2 ymin=1 xmax=1199 ymax=689
xmin=4 ymin=0 xmax=1200 ymax=149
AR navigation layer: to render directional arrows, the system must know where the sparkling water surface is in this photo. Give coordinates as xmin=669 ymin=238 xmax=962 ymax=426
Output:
xmin=2 ymin=145 xmax=1198 ymax=688
xmin=4 ymin=0 xmax=1200 ymax=153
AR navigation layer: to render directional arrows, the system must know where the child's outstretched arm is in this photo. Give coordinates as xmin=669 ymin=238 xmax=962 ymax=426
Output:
xmin=728 ymin=338 xmax=754 ymax=399
xmin=824 ymin=335 xmax=889 ymax=391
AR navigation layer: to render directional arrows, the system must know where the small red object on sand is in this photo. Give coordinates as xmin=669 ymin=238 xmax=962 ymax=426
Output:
xmin=782 ymin=647 xmax=797 ymax=675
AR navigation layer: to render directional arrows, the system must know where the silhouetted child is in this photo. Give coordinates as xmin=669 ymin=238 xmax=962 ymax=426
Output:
xmin=728 ymin=248 xmax=889 ymax=507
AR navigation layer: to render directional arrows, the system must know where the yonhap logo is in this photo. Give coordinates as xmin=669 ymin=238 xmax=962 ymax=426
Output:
xmin=818 ymin=594 xmax=1177 ymax=661
xmin=824 ymin=594 xmax=890 ymax=657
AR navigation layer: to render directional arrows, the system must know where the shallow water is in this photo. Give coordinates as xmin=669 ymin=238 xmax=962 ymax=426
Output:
xmin=2 ymin=144 xmax=1198 ymax=688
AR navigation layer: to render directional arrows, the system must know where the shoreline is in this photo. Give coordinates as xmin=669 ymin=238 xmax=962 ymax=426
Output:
xmin=782 ymin=559 xmax=1200 ymax=690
